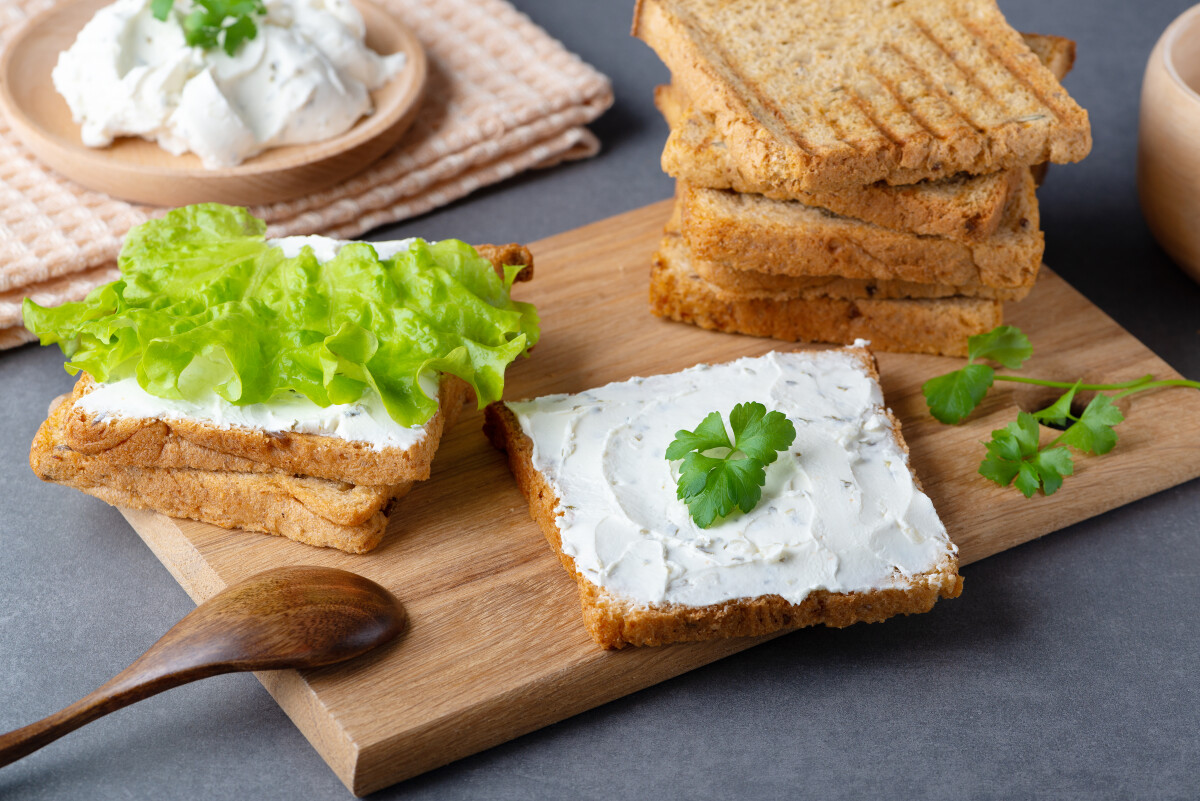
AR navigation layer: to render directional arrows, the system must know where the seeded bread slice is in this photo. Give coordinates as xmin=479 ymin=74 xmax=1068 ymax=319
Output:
xmin=483 ymin=346 xmax=962 ymax=649
xmin=678 ymin=172 xmax=1042 ymax=289
xmin=58 ymin=244 xmax=531 ymax=487
xmin=30 ymin=397 xmax=406 ymax=552
xmin=650 ymin=232 xmax=1002 ymax=357
xmin=634 ymin=0 xmax=1091 ymax=191
xmin=655 ymin=32 xmax=1074 ymax=243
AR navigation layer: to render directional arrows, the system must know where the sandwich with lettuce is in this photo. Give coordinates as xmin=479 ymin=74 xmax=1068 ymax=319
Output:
xmin=24 ymin=204 xmax=539 ymax=553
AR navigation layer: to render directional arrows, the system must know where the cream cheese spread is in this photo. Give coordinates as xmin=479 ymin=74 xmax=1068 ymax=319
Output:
xmin=268 ymin=234 xmax=414 ymax=262
xmin=52 ymin=0 xmax=407 ymax=168
xmin=74 ymin=236 xmax=432 ymax=450
xmin=507 ymin=348 xmax=955 ymax=608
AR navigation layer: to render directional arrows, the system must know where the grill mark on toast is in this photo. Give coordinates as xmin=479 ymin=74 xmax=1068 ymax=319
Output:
xmin=756 ymin=90 xmax=844 ymax=157
xmin=912 ymin=18 xmax=1006 ymax=118
xmin=642 ymin=0 xmax=1087 ymax=183
xmin=666 ymin=2 xmax=822 ymax=157
xmin=903 ymin=21 xmax=988 ymax=132
xmin=701 ymin=45 xmax=822 ymax=158
xmin=843 ymin=82 xmax=907 ymax=148
xmin=953 ymin=11 xmax=1066 ymax=126
xmin=886 ymin=44 xmax=983 ymax=135
xmin=864 ymin=65 xmax=943 ymax=144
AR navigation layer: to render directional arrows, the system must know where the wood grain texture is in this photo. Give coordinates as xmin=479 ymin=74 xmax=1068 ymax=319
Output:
xmin=115 ymin=199 xmax=1200 ymax=795
xmin=0 ymin=0 xmax=427 ymax=206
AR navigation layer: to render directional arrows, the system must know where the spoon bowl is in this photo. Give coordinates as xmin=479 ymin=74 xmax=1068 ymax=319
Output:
xmin=170 ymin=565 xmax=406 ymax=672
xmin=0 ymin=565 xmax=405 ymax=767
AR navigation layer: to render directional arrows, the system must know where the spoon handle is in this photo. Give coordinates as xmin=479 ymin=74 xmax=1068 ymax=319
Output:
xmin=0 ymin=642 xmax=233 ymax=767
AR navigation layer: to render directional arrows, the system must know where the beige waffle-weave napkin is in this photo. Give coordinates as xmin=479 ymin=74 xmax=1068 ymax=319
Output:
xmin=0 ymin=0 xmax=612 ymax=347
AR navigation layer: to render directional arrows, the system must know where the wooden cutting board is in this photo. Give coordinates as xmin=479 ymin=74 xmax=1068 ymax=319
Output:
xmin=119 ymin=199 xmax=1200 ymax=796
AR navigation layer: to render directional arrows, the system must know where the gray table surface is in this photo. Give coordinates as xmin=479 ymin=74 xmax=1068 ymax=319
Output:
xmin=3 ymin=1 xmax=1199 ymax=798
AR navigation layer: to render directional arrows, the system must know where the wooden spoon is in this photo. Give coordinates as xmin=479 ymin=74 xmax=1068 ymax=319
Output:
xmin=0 ymin=566 xmax=405 ymax=767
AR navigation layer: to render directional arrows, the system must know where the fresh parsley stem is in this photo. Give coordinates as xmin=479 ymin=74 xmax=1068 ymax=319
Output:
xmin=1109 ymin=379 xmax=1200 ymax=399
xmin=993 ymin=374 xmax=1157 ymax=391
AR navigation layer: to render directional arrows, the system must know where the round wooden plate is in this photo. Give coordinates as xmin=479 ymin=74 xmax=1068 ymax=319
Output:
xmin=0 ymin=0 xmax=427 ymax=206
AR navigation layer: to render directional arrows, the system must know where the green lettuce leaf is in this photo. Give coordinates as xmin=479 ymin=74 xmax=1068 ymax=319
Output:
xmin=23 ymin=204 xmax=539 ymax=427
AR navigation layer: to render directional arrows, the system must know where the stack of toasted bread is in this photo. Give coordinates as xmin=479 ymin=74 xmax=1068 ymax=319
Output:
xmin=634 ymin=0 xmax=1091 ymax=356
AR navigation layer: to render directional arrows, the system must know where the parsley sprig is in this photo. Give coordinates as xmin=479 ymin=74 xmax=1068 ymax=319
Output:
xmin=151 ymin=0 xmax=267 ymax=56
xmin=665 ymin=402 xmax=797 ymax=528
xmin=924 ymin=326 xmax=1199 ymax=497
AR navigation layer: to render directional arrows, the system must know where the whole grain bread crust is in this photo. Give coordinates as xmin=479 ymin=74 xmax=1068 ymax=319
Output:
xmin=693 ymin=255 xmax=1031 ymax=302
xmin=30 ymin=397 xmax=402 ymax=552
xmin=484 ymin=348 xmax=961 ymax=649
xmin=650 ymin=233 xmax=1003 ymax=357
xmin=661 ymin=200 xmax=1031 ymax=301
xmin=634 ymin=0 xmax=1091 ymax=191
xmin=678 ymin=173 xmax=1043 ymax=289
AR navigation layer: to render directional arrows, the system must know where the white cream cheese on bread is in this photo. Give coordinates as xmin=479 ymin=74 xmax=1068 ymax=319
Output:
xmin=269 ymin=235 xmax=415 ymax=262
xmin=75 ymin=375 xmax=435 ymax=451
xmin=507 ymin=347 xmax=955 ymax=608
xmin=74 ymin=235 xmax=432 ymax=451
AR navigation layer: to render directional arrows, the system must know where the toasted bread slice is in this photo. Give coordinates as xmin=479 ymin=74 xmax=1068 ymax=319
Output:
xmin=690 ymin=249 xmax=1032 ymax=302
xmin=659 ymin=84 xmax=1023 ymax=243
xmin=484 ymin=346 xmax=961 ymax=648
xmin=1023 ymin=33 xmax=1077 ymax=83
xmin=58 ymin=244 xmax=531 ymax=486
xmin=662 ymin=202 xmax=1030 ymax=301
xmin=62 ymin=372 xmax=471 ymax=487
xmin=634 ymin=0 xmax=1091 ymax=191
xmin=650 ymin=232 xmax=1002 ymax=356
xmin=678 ymin=171 xmax=1043 ymax=290
xmin=655 ymin=32 xmax=1074 ymax=243
xmin=31 ymin=397 xmax=406 ymax=552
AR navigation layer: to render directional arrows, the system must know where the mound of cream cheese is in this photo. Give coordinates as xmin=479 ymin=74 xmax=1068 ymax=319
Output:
xmin=52 ymin=0 xmax=406 ymax=168
xmin=507 ymin=348 xmax=956 ymax=608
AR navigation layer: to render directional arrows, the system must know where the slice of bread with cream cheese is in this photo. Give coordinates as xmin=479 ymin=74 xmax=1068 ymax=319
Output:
xmin=485 ymin=344 xmax=961 ymax=648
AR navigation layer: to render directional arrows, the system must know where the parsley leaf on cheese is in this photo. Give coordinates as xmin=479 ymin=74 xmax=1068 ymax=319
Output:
xmin=666 ymin=402 xmax=797 ymax=529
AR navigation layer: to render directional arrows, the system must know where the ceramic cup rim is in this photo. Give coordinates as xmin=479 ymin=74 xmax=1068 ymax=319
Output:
xmin=1163 ymin=4 xmax=1200 ymax=106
